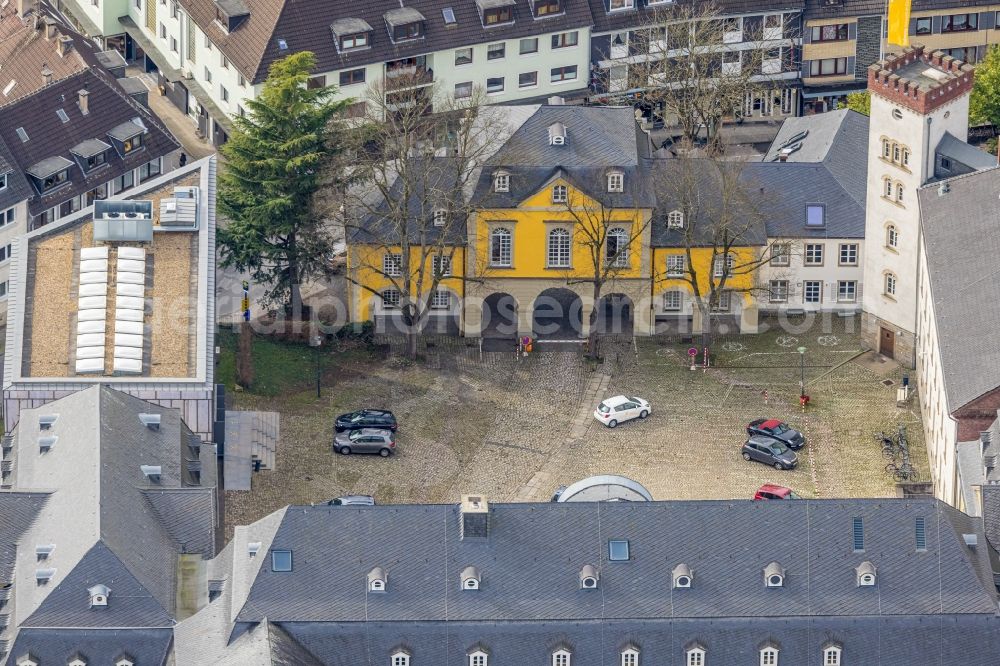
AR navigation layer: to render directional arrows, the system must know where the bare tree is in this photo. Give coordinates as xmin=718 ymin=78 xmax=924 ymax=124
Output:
xmin=342 ymin=76 xmax=514 ymax=359
xmin=599 ymin=2 xmax=791 ymax=152
xmin=652 ymin=153 xmax=785 ymax=347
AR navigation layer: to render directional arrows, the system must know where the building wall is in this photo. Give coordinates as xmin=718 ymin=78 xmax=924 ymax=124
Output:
xmin=757 ymin=237 xmax=864 ymax=312
xmin=0 ymin=199 xmax=28 ymax=322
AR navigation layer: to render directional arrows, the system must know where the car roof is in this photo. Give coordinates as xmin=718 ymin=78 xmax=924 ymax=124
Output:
xmin=602 ymin=395 xmax=631 ymax=406
xmin=357 ymin=428 xmax=392 ymax=435
xmin=360 ymin=409 xmax=392 ymax=416
xmin=748 ymin=435 xmax=780 ymax=445
xmin=761 ymin=419 xmax=783 ymax=429
xmin=758 ymin=484 xmax=792 ymax=495
xmin=335 ymin=495 xmax=375 ymax=505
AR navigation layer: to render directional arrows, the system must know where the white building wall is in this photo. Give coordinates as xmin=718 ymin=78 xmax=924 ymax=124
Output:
xmin=759 ymin=237 xmax=864 ymax=311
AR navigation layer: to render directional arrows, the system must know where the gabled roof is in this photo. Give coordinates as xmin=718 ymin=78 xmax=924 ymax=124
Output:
xmin=918 ymin=167 xmax=1000 ymax=412
xmin=8 ymin=628 xmax=173 ymax=666
xmin=936 ymin=131 xmax=997 ymax=175
xmin=804 ymin=0 xmax=998 ymax=20
xmin=0 ymin=492 xmax=49 ymax=586
xmin=589 ymin=0 xmax=804 ymax=36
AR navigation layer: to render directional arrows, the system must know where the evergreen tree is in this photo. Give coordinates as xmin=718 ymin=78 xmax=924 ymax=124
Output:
xmin=218 ymin=51 xmax=346 ymax=317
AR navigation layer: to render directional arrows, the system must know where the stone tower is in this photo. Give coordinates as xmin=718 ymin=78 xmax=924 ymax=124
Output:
xmin=861 ymin=46 xmax=974 ymax=367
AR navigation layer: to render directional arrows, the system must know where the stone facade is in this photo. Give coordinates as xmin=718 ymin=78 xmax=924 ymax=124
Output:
xmin=862 ymin=311 xmax=916 ymax=367
xmin=854 ymin=16 xmax=883 ymax=78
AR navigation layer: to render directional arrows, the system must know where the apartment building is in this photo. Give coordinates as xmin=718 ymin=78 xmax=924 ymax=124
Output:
xmin=801 ymin=0 xmax=1000 ymax=113
xmin=0 ymin=1 xmax=179 ymax=323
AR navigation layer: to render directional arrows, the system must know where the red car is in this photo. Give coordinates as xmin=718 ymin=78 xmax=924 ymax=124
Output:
xmin=754 ymin=484 xmax=802 ymax=500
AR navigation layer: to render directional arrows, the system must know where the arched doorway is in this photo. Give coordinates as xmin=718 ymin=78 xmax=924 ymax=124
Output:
xmin=481 ymin=292 xmax=518 ymax=339
xmin=594 ymin=293 xmax=634 ymax=335
xmin=532 ymin=288 xmax=583 ymax=340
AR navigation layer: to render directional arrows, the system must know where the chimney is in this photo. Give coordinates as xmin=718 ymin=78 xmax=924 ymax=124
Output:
xmin=57 ymin=35 xmax=73 ymax=57
xmin=43 ymin=17 xmax=57 ymax=40
xmin=77 ymin=88 xmax=89 ymax=115
xmin=139 ymin=413 xmax=161 ymax=430
xmin=41 ymin=64 xmax=52 ymax=87
xmin=548 ymin=95 xmax=565 ymax=106
xmin=778 ymin=153 xmax=788 ymax=162
xmin=16 ymin=0 xmax=35 ymax=19
xmin=459 ymin=494 xmax=489 ymax=540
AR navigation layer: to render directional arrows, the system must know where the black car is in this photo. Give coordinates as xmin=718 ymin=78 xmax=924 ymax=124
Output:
xmin=335 ymin=409 xmax=397 ymax=433
xmin=747 ymin=418 xmax=806 ymax=450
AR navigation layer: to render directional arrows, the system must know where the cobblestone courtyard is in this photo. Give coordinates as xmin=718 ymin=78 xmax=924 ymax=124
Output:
xmin=224 ymin=315 xmax=927 ymax=534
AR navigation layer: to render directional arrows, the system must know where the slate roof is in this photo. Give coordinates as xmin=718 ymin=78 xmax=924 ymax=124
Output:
xmin=804 ymin=0 xmax=999 ymax=20
xmin=918 ymin=167 xmax=1000 ymax=411
xmin=936 ymin=132 xmax=997 ymax=174
xmin=7 ymin=628 xmax=173 ymax=666
xmin=588 ymin=0 xmax=804 ymax=35
xmin=748 ymin=162 xmax=866 ymax=239
xmin=0 ymin=69 xmax=179 ymax=218
xmin=0 ymin=492 xmax=49 ymax=586
xmin=0 ymin=137 xmax=33 ymax=211
xmin=234 ymin=498 xmax=998 ymax=624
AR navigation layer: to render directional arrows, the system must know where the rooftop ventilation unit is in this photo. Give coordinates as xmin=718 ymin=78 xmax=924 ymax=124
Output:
xmin=38 ymin=436 xmax=57 ymax=452
xmin=139 ymin=413 xmax=161 ymax=431
xmin=93 ymin=200 xmax=153 ymax=242
xmin=88 ymin=584 xmax=110 ymax=607
xmin=158 ymin=187 xmax=199 ymax=229
xmin=963 ymin=533 xmax=978 ymax=548
xmin=35 ymin=544 xmax=55 ymax=560
xmin=140 ymin=465 xmax=162 ymax=482
xmin=938 ymin=182 xmax=950 ymax=196
xmin=460 ymin=495 xmax=489 ymax=540
xmin=248 ymin=542 xmax=262 ymax=557
xmin=35 ymin=568 xmax=56 ymax=584
xmin=38 ymin=415 xmax=58 ymax=430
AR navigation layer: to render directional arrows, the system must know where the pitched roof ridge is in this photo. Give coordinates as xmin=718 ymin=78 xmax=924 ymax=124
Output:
xmin=918 ymin=163 xmax=1000 ymax=190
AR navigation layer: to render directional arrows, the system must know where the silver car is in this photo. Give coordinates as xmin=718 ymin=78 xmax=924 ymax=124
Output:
xmin=333 ymin=428 xmax=396 ymax=457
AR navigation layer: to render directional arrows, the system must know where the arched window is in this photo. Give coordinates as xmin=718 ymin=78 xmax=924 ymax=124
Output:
xmin=686 ymin=647 xmax=705 ymax=666
xmin=469 ymin=650 xmax=488 ymax=666
xmin=892 ymin=143 xmax=900 ymax=163
xmin=490 ymin=227 xmax=512 ymax=267
xmin=621 ymin=648 xmax=639 ymax=666
xmin=883 ymin=177 xmax=892 ymax=198
xmin=881 ymin=137 xmax=891 ymax=159
xmin=667 ymin=209 xmax=685 ymax=229
xmin=552 ymin=184 xmax=568 ymax=203
xmin=493 ymin=170 xmax=509 ymax=192
xmin=896 ymin=182 xmax=904 ymax=202
xmin=760 ymin=647 xmax=778 ymax=666
xmin=552 ymin=649 xmax=571 ymax=666
xmin=884 ymin=272 xmax=897 ymax=296
xmin=886 ymin=223 xmax=898 ymax=248
xmin=606 ymin=227 xmax=629 ymax=267
xmin=902 ymin=147 xmax=910 ymax=166
xmin=823 ymin=645 xmax=842 ymax=665
xmin=547 ymin=228 xmax=571 ymax=268
xmin=607 ymin=171 xmax=624 ymax=192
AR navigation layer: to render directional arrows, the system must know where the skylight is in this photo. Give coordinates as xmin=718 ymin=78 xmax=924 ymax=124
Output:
xmin=442 ymin=7 xmax=456 ymax=24
xmin=272 ymin=550 xmax=293 ymax=572
xmin=608 ymin=539 xmax=630 ymax=561
xmin=16 ymin=127 xmax=28 ymax=142
xmin=277 ymin=38 xmax=288 ymax=51
xmin=57 ymin=108 xmax=69 ymax=123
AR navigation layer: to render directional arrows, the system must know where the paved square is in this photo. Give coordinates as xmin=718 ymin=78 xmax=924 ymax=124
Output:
xmin=224 ymin=315 xmax=927 ymax=535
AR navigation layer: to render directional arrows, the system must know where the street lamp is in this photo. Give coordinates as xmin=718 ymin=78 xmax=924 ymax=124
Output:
xmin=797 ymin=346 xmax=807 ymax=398
xmin=311 ymin=335 xmax=323 ymax=399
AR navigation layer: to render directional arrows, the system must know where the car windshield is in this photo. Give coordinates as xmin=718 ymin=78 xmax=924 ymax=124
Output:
xmin=788 ymin=491 xmax=802 ymax=499
xmin=349 ymin=412 xmax=365 ymax=422
xmin=772 ymin=423 xmax=789 ymax=434
xmin=769 ymin=442 xmax=789 ymax=455
xmin=598 ymin=403 xmax=611 ymax=413
xmin=630 ymin=397 xmax=642 ymax=404
xmin=349 ymin=430 xmax=365 ymax=440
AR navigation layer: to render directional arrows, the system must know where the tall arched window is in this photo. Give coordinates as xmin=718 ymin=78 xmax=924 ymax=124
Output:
xmin=896 ymin=182 xmax=904 ymax=202
xmin=552 ymin=649 xmax=571 ymax=666
xmin=886 ymin=223 xmax=898 ymax=248
xmin=686 ymin=647 xmax=705 ymax=666
xmin=884 ymin=272 xmax=897 ymax=296
xmin=490 ymin=227 xmax=512 ymax=267
xmin=469 ymin=650 xmax=488 ymax=666
xmin=547 ymin=228 xmax=571 ymax=268
xmin=760 ymin=646 xmax=779 ymax=666
xmin=606 ymin=227 xmax=629 ymax=267
xmin=823 ymin=645 xmax=842 ymax=665
xmin=621 ymin=648 xmax=639 ymax=666
xmin=883 ymin=177 xmax=892 ymax=198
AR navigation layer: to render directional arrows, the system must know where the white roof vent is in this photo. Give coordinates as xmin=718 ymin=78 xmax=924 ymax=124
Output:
xmin=35 ymin=568 xmax=57 ymax=584
xmin=140 ymin=465 xmax=162 ymax=482
xmin=248 ymin=542 xmax=262 ymax=557
xmin=35 ymin=544 xmax=55 ymax=560
xmin=139 ymin=413 xmax=161 ymax=430
xmin=88 ymin=584 xmax=111 ymax=607
xmin=672 ymin=563 xmax=693 ymax=589
xmin=548 ymin=95 xmax=565 ymax=105
xmin=963 ymin=533 xmax=978 ymax=548
xmin=764 ymin=561 xmax=785 ymax=587
xmin=548 ymin=122 xmax=567 ymax=146
xmin=579 ymin=564 xmax=599 ymax=589
xmin=460 ymin=566 xmax=480 ymax=590
xmin=38 ymin=435 xmax=57 ymax=452
xmin=855 ymin=561 xmax=876 ymax=587
xmin=368 ymin=566 xmax=387 ymax=592
xmin=38 ymin=415 xmax=58 ymax=430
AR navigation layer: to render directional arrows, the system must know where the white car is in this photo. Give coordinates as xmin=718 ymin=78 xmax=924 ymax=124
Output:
xmin=594 ymin=395 xmax=652 ymax=428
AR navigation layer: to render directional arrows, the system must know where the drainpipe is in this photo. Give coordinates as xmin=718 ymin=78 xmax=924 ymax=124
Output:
xmin=923 ymin=116 xmax=932 ymax=185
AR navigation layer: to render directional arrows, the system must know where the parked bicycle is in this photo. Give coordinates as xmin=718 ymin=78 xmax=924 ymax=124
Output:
xmin=885 ymin=460 xmax=919 ymax=483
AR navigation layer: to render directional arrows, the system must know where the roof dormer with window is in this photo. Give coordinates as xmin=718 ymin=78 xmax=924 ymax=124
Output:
xmin=385 ymin=7 xmax=426 ymax=43
xmin=672 ymin=562 xmax=693 ymax=588
xmin=368 ymin=566 xmax=387 ymax=592
xmin=531 ymin=0 xmax=562 ymax=18
xmin=477 ymin=0 xmax=516 ymax=27
xmin=213 ymin=0 xmax=250 ymax=32
xmin=855 ymin=560 xmax=876 ymax=586
xmin=493 ymin=170 xmax=510 ymax=193
xmin=548 ymin=122 xmax=567 ymax=145
xmin=579 ymin=564 xmax=599 ymax=589
xmin=26 ymin=156 xmax=73 ymax=194
xmin=764 ymin=561 xmax=785 ymax=587
xmin=461 ymin=566 xmax=481 ymax=590
xmin=330 ymin=18 xmax=373 ymax=53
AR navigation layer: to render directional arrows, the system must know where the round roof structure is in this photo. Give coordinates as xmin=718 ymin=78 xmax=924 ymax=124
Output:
xmin=554 ymin=475 xmax=653 ymax=502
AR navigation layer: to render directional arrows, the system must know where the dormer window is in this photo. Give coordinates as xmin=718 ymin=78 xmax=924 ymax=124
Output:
xmin=493 ymin=171 xmax=510 ymax=192
xmin=461 ymin=566 xmax=481 ymax=590
xmin=478 ymin=0 xmax=515 ymax=26
xmin=764 ymin=561 xmax=785 ymax=587
xmin=68 ymin=657 xmax=86 ymax=666
xmin=214 ymin=0 xmax=250 ymax=32
xmin=27 ymin=156 xmax=74 ymax=193
xmin=579 ymin=564 xmax=599 ymax=589
xmin=368 ymin=566 xmax=387 ymax=592
xmin=341 ymin=32 xmax=368 ymax=50
xmin=385 ymin=7 xmax=426 ymax=42
xmin=109 ymin=120 xmax=146 ymax=155
xmin=855 ymin=560 xmax=876 ymax=586
xmin=685 ymin=645 xmax=706 ymax=666
xmin=667 ymin=210 xmax=684 ymax=229
xmin=607 ymin=171 xmax=624 ymax=192
xmin=552 ymin=649 xmax=571 ymax=666
xmin=331 ymin=18 xmax=373 ymax=52
xmin=469 ymin=650 xmax=489 ymax=666
xmin=548 ymin=122 xmax=567 ymax=145
xmin=124 ymin=134 xmax=143 ymax=153
xmin=248 ymin=541 xmax=262 ymax=557
xmin=533 ymin=0 xmax=561 ymax=15
xmin=35 ymin=568 xmax=56 ymax=585
xmin=822 ymin=643 xmax=842 ymax=665
xmin=88 ymin=583 xmax=110 ymax=607
xmin=71 ymin=139 xmax=112 ymax=172
xmin=621 ymin=648 xmax=639 ymax=666
xmin=391 ymin=650 xmax=411 ymax=666
xmin=760 ymin=644 xmax=779 ymax=666
xmin=672 ymin=563 xmax=693 ymax=588
xmin=433 ymin=209 xmax=447 ymax=227
xmin=35 ymin=544 xmax=55 ymax=560
xmin=115 ymin=657 xmax=135 ymax=666
xmin=16 ymin=657 xmax=39 ymax=666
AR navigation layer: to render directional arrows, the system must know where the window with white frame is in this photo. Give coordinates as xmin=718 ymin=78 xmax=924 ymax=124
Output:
xmin=770 ymin=243 xmax=790 ymax=266
xmin=711 ymin=291 xmax=731 ymax=312
xmin=469 ymin=651 xmax=488 ymax=666
xmin=552 ymin=649 xmax=571 ymax=666
xmin=433 ymin=209 xmax=447 ymax=226
xmin=804 ymin=243 xmax=824 ymax=266
xmin=666 ymin=253 xmax=685 ymax=276
xmin=760 ymin=647 xmax=778 ymax=666
xmin=493 ymin=171 xmax=509 ymax=192
xmin=686 ymin=647 xmax=705 ymax=666
xmin=552 ymin=184 xmax=568 ymax=203
xmin=1 ymin=207 xmax=14 ymax=227
xmin=547 ymin=228 xmax=571 ymax=267
xmin=839 ymin=243 xmax=858 ymax=265
xmin=0 ymin=243 xmax=12 ymax=263
xmin=883 ymin=177 xmax=892 ymax=199
xmin=823 ymin=645 xmax=842 ymax=665
xmin=606 ymin=227 xmax=629 ymax=266
xmin=804 ymin=280 xmax=822 ymax=303
xmin=0 ymin=172 xmax=7 ymax=190
xmin=884 ymin=272 xmax=897 ymax=296
xmin=838 ymin=280 xmax=857 ymax=302
xmin=383 ymin=253 xmax=402 ymax=277
xmin=621 ymin=648 xmax=638 ymax=666
xmin=667 ymin=209 xmax=684 ymax=229
xmin=609 ymin=0 xmax=634 ymax=10
xmin=712 ymin=253 xmax=733 ymax=277
xmin=896 ymin=182 xmax=904 ymax=203
xmin=430 ymin=290 xmax=451 ymax=309
xmin=432 ymin=255 xmax=452 ymax=276
xmin=391 ymin=652 xmax=410 ymax=666
xmin=490 ymin=227 xmax=512 ymax=266
xmin=381 ymin=289 xmax=401 ymax=309
xmin=769 ymin=280 xmax=788 ymax=302
xmin=607 ymin=171 xmax=624 ymax=192
xmin=663 ymin=290 xmax=683 ymax=311
xmin=886 ymin=224 xmax=898 ymax=248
